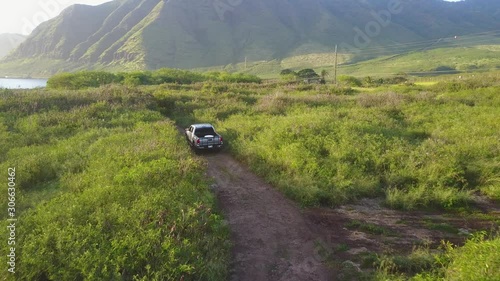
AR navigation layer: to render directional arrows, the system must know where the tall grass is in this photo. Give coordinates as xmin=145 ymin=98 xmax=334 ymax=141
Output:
xmin=154 ymin=81 xmax=500 ymax=210
xmin=0 ymin=86 xmax=230 ymax=280
xmin=375 ymin=232 xmax=500 ymax=280
xmin=2 ymin=76 xmax=497 ymax=280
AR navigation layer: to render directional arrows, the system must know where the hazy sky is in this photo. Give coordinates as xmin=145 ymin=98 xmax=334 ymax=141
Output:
xmin=0 ymin=0 xmax=112 ymax=35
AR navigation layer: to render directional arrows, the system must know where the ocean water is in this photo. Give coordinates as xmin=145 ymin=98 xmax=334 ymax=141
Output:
xmin=0 ymin=78 xmax=48 ymax=89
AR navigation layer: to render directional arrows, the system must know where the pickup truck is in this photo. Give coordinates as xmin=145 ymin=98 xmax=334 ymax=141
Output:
xmin=185 ymin=124 xmax=223 ymax=150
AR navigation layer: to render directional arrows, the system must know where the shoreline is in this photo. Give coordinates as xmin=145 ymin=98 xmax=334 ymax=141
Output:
xmin=1 ymin=76 xmax=49 ymax=80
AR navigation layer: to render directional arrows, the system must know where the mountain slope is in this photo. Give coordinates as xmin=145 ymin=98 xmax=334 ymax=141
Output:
xmin=0 ymin=34 xmax=26 ymax=59
xmin=2 ymin=0 xmax=500 ymax=74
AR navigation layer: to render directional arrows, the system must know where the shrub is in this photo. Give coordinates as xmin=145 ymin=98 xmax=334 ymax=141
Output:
xmin=297 ymin=68 xmax=320 ymax=79
xmin=47 ymin=69 xmax=261 ymax=90
xmin=338 ymin=75 xmax=362 ymax=87
xmin=280 ymin=69 xmax=296 ymax=76
xmin=47 ymin=71 xmax=121 ymax=89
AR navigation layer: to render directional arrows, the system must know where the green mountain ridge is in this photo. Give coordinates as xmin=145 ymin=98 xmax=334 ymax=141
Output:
xmin=1 ymin=0 xmax=500 ymax=75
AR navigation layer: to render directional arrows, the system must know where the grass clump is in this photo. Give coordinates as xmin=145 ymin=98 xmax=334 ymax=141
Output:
xmin=375 ymin=232 xmax=500 ymax=281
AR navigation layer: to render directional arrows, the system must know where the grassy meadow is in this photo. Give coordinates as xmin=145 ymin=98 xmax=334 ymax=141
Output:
xmin=150 ymin=73 xmax=499 ymax=280
xmin=153 ymin=75 xmax=500 ymax=210
xmin=1 ymin=69 xmax=498 ymax=280
xmin=192 ymin=45 xmax=500 ymax=79
xmin=0 ymin=86 xmax=230 ymax=280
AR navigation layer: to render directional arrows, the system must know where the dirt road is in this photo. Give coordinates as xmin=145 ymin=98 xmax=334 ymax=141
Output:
xmin=202 ymin=152 xmax=331 ymax=281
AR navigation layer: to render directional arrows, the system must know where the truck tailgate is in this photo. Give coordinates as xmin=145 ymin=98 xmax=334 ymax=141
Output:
xmin=200 ymin=135 xmax=221 ymax=146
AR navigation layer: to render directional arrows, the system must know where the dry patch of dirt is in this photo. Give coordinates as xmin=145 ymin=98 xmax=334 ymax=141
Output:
xmin=305 ymin=198 xmax=499 ymax=277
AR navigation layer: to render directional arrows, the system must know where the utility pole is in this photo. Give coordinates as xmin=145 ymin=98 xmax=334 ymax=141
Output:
xmin=334 ymin=44 xmax=338 ymax=85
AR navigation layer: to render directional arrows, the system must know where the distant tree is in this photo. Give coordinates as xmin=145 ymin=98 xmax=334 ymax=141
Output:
xmin=297 ymin=69 xmax=319 ymax=79
xmin=320 ymin=70 xmax=329 ymax=79
xmin=280 ymin=69 xmax=296 ymax=76
xmin=320 ymin=70 xmax=329 ymax=84
xmin=279 ymin=69 xmax=297 ymax=82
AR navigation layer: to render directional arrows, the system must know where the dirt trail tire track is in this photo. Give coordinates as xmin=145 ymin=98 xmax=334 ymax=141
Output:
xmin=202 ymin=152 xmax=330 ymax=281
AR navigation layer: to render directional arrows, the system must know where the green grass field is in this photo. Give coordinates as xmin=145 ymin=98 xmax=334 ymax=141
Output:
xmin=153 ymin=75 xmax=499 ymax=280
xmin=152 ymin=74 xmax=499 ymax=280
xmin=152 ymin=76 xmax=500 ymax=209
xmin=0 ymin=86 xmax=230 ymax=280
xmin=193 ymin=44 xmax=500 ymax=79
xmin=336 ymin=45 xmax=500 ymax=77
xmin=1 ymin=69 xmax=498 ymax=280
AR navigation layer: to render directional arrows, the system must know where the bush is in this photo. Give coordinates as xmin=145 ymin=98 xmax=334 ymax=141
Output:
xmin=47 ymin=69 xmax=261 ymax=90
xmin=338 ymin=75 xmax=362 ymax=87
xmin=297 ymin=68 xmax=320 ymax=79
xmin=280 ymin=69 xmax=296 ymax=76
xmin=203 ymin=71 xmax=262 ymax=83
xmin=47 ymin=71 xmax=121 ymax=89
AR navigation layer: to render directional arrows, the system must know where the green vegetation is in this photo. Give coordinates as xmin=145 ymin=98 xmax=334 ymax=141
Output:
xmin=47 ymin=69 xmax=261 ymax=89
xmin=155 ymin=74 xmax=500 ymax=210
xmin=3 ymin=0 xmax=500 ymax=75
xmin=1 ymin=70 xmax=498 ymax=280
xmin=334 ymin=45 xmax=500 ymax=78
xmin=422 ymin=218 xmax=458 ymax=235
xmin=0 ymin=86 xmax=230 ymax=280
xmin=296 ymin=69 xmax=320 ymax=79
xmin=375 ymin=232 xmax=500 ymax=281
xmin=280 ymin=68 xmax=324 ymax=83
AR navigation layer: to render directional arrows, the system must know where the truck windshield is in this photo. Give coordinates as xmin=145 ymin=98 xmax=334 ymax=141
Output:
xmin=195 ymin=127 xmax=216 ymax=137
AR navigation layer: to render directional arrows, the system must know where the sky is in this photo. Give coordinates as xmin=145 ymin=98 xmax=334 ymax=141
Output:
xmin=0 ymin=0 xmax=112 ymax=35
